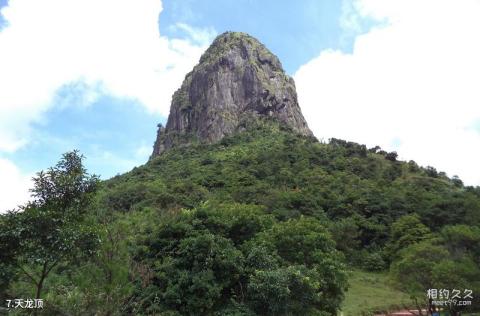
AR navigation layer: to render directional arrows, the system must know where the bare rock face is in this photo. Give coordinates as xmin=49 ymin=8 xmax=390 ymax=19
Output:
xmin=151 ymin=31 xmax=313 ymax=157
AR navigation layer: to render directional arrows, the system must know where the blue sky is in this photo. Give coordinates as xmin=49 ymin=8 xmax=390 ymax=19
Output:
xmin=0 ymin=0 xmax=363 ymax=180
xmin=160 ymin=0 xmax=350 ymax=74
xmin=3 ymin=96 xmax=158 ymax=177
xmin=1 ymin=0 xmax=480 ymax=211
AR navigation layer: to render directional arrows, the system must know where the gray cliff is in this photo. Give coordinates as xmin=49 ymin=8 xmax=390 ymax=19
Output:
xmin=151 ymin=31 xmax=313 ymax=157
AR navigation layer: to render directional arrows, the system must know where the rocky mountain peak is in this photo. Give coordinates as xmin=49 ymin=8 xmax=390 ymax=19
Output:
xmin=151 ymin=31 xmax=313 ymax=157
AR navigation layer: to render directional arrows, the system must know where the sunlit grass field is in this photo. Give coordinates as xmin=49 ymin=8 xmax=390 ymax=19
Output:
xmin=341 ymin=270 xmax=411 ymax=316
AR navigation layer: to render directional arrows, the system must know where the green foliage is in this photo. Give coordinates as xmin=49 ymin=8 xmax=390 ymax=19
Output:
xmin=385 ymin=214 xmax=433 ymax=261
xmin=248 ymin=218 xmax=347 ymax=315
xmin=329 ymin=217 xmax=360 ymax=255
xmin=440 ymin=224 xmax=480 ymax=260
xmin=391 ymin=240 xmax=449 ymax=293
xmin=2 ymin=120 xmax=480 ymax=314
xmin=98 ymin=120 xmax=479 ymax=313
xmin=106 ymin=120 xmax=479 ymax=236
xmin=390 ymin=237 xmax=480 ymax=314
xmin=128 ymin=204 xmax=347 ymax=315
xmin=0 ymin=150 xmax=99 ymax=303
xmin=255 ymin=217 xmax=339 ymax=267
xmin=361 ymin=252 xmax=387 ymax=272
xmin=247 ymin=265 xmax=330 ymax=316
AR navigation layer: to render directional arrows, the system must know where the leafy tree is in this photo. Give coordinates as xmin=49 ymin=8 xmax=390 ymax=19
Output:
xmin=440 ymin=224 xmax=480 ymax=260
xmin=391 ymin=239 xmax=480 ymax=315
xmin=2 ymin=119 xmax=477 ymax=314
xmin=383 ymin=164 xmax=402 ymax=181
xmin=250 ymin=217 xmax=348 ymax=315
xmin=129 ymin=203 xmax=263 ymax=315
xmin=407 ymin=160 xmax=420 ymax=172
xmin=0 ymin=215 xmax=18 ymax=301
xmin=361 ymin=252 xmax=387 ymax=272
xmin=385 ymin=151 xmax=398 ymax=161
xmin=0 ymin=151 xmax=99 ymax=301
xmin=329 ymin=217 xmax=360 ymax=255
xmin=390 ymin=240 xmax=448 ymax=313
xmin=451 ymin=175 xmax=463 ymax=188
xmin=368 ymin=145 xmax=381 ymax=153
xmin=129 ymin=206 xmax=347 ymax=315
xmin=424 ymin=166 xmax=438 ymax=177
xmin=385 ymin=214 xmax=432 ymax=261
xmin=247 ymin=265 xmax=329 ymax=315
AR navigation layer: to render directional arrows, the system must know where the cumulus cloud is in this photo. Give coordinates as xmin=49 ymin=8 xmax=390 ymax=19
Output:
xmin=0 ymin=0 xmax=215 ymax=152
xmin=295 ymin=0 xmax=480 ymax=185
xmin=0 ymin=158 xmax=32 ymax=213
xmin=0 ymin=0 xmax=216 ymax=211
xmin=173 ymin=23 xmax=217 ymax=46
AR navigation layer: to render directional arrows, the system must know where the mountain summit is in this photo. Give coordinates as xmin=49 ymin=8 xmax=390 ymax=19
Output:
xmin=151 ymin=31 xmax=313 ymax=157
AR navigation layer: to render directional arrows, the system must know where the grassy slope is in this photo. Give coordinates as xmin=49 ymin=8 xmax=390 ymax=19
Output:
xmin=342 ymin=270 xmax=411 ymax=316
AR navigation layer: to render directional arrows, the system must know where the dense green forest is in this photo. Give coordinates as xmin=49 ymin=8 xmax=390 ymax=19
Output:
xmin=1 ymin=119 xmax=479 ymax=315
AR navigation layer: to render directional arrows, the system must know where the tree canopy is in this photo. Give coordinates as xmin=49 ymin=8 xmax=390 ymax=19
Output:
xmin=0 ymin=150 xmax=99 ymax=302
xmin=1 ymin=120 xmax=479 ymax=315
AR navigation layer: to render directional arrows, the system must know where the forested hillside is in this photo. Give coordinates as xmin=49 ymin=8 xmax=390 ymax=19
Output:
xmin=1 ymin=119 xmax=479 ymax=315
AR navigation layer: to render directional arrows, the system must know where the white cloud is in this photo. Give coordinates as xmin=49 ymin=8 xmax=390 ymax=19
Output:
xmin=0 ymin=158 xmax=32 ymax=213
xmin=173 ymin=23 xmax=217 ymax=46
xmin=0 ymin=0 xmax=216 ymax=211
xmin=0 ymin=0 xmax=215 ymax=152
xmin=295 ymin=0 xmax=480 ymax=186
